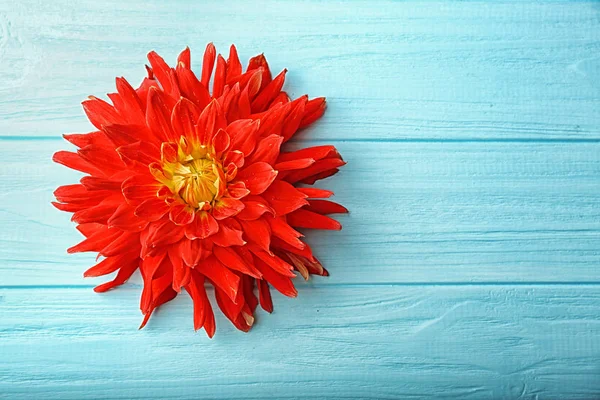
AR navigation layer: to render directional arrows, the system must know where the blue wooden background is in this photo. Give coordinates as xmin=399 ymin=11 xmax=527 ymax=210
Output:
xmin=1 ymin=1 xmax=600 ymax=398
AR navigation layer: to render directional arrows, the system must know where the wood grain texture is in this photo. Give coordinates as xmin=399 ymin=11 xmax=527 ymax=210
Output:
xmin=1 ymin=286 xmax=599 ymax=399
xmin=1 ymin=139 xmax=599 ymax=286
xmin=0 ymin=1 xmax=599 ymax=140
xmin=1 ymin=0 xmax=599 ymax=398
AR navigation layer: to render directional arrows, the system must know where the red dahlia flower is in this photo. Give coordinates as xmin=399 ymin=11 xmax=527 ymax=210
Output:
xmin=52 ymin=44 xmax=346 ymax=336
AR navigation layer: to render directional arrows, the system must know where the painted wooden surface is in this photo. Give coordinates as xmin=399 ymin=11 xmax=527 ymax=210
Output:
xmin=1 ymin=0 xmax=599 ymax=399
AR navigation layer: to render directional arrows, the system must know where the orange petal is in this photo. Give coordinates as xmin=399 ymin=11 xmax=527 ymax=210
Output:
xmin=212 ymin=197 xmax=244 ymax=220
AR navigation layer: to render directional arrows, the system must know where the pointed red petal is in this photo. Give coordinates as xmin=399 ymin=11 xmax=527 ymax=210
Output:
xmin=306 ymin=199 xmax=348 ymax=215
xmin=251 ymin=69 xmax=287 ymax=112
xmin=212 ymin=197 xmax=244 ymax=220
xmin=146 ymin=87 xmax=176 ymax=142
xmin=213 ymin=54 xmax=227 ymax=98
xmin=147 ymin=51 xmax=174 ymax=95
xmin=195 ymin=100 xmax=227 ymax=145
xmin=134 ymin=198 xmax=170 ymax=221
xmin=254 ymin=259 xmax=297 ymax=297
xmin=201 ymin=43 xmax=216 ymax=88
xmin=239 ymin=219 xmax=271 ymax=253
xmin=171 ymin=97 xmax=200 ymax=139
xmin=177 ymin=47 xmax=191 ymax=69
xmin=82 ymin=96 xmax=123 ymax=130
xmin=184 ymin=211 xmax=219 ymax=240
xmin=176 ymin=67 xmax=211 ymax=109
xmin=262 ymin=180 xmax=308 ymax=216
xmin=197 ymin=256 xmax=240 ymax=302
xmin=287 ymin=209 xmax=342 ymax=230
xmin=214 ymin=246 xmax=262 ymax=279
xmin=236 ymin=162 xmax=277 ymax=195
xmin=169 ymin=203 xmax=196 ymax=226
xmin=210 ymin=219 xmax=245 ymax=247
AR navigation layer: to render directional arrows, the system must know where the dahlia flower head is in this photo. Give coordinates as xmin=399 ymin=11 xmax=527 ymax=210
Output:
xmin=52 ymin=44 xmax=347 ymax=336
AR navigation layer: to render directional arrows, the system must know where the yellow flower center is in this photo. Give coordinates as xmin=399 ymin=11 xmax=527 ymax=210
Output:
xmin=155 ymin=138 xmax=226 ymax=209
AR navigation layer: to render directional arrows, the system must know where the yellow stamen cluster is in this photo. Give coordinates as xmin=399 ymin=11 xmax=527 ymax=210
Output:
xmin=153 ymin=137 xmax=226 ymax=209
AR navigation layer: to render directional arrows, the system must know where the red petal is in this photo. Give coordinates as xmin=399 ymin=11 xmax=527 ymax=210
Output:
xmin=197 ymin=256 xmax=240 ymax=302
xmin=299 ymin=97 xmax=326 ymax=129
xmin=53 ymin=151 xmax=104 ymax=176
xmin=134 ymin=198 xmax=170 ymax=221
xmin=262 ymin=180 xmax=308 ymax=216
xmin=236 ymin=162 xmax=277 ymax=195
xmin=185 ymin=271 xmax=207 ymax=331
xmin=82 ymin=96 xmax=123 ymax=130
xmin=93 ymin=259 xmax=138 ymax=293
xmin=213 ymin=54 xmax=227 ymax=98
xmin=223 ymin=150 xmax=245 ymax=169
xmin=257 ymin=279 xmax=273 ymax=313
xmin=274 ymin=158 xmax=315 ymax=171
xmin=171 ymin=98 xmax=200 ymax=139
xmin=201 ymin=43 xmax=216 ymax=87
xmin=107 ymin=203 xmax=149 ymax=231
xmin=239 ymin=219 xmax=271 ymax=252
xmin=122 ymin=174 xmax=161 ymax=205
xmin=195 ymin=100 xmax=226 ymax=145
xmin=68 ymin=226 xmax=121 ymax=253
xmin=210 ymin=219 xmax=245 ymax=247
xmin=100 ymin=231 xmax=140 ymax=257
xmin=227 ymin=119 xmax=261 ymax=156
xmin=72 ymin=203 xmax=117 ymax=224
xmin=146 ymin=87 xmax=176 ymax=142
xmin=251 ymin=69 xmax=286 ymax=112
xmin=176 ymin=67 xmax=211 ymax=109
xmin=284 ymin=158 xmax=346 ymax=184
xmin=116 ymin=141 xmax=160 ymax=167
xmin=177 ymin=46 xmax=191 ymax=69
xmin=236 ymin=197 xmax=274 ymax=220
xmin=281 ymin=96 xmax=308 ymax=141
xmin=84 ymin=252 xmax=136 ymax=277
xmin=268 ymin=216 xmax=305 ymax=250
xmin=184 ymin=211 xmax=219 ymax=239
xmin=214 ymin=246 xmax=262 ymax=279
xmin=212 ymin=128 xmax=231 ymax=157
xmin=212 ymin=197 xmax=244 ymax=220
xmin=169 ymin=203 xmax=196 ymax=226
xmin=296 ymin=187 xmax=334 ymax=198
xmin=54 ymin=184 xmax=108 ymax=204
xmin=226 ymin=45 xmax=242 ymax=82
xmin=277 ymin=145 xmax=339 ymax=163
xmin=250 ymin=245 xmax=296 ymax=278
xmin=254 ymin=259 xmax=297 ymax=298
xmin=306 ymin=199 xmax=348 ymax=215
xmin=287 ymin=209 xmax=342 ymax=230
xmin=147 ymin=51 xmax=174 ymax=96
xmin=247 ymin=53 xmax=272 ymax=91
xmin=169 ymin=246 xmax=191 ymax=292
xmin=247 ymin=134 xmax=283 ymax=165
xmin=115 ymin=77 xmax=146 ymax=126
xmin=226 ymin=181 xmax=250 ymax=200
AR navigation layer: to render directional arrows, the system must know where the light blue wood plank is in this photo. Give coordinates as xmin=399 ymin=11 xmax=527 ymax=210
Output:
xmin=1 ymin=139 xmax=599 ymax=286
xmin=1 ymin=285 xmax=599 ymax=399
xmin=0 ymin=1 xmax=598 ymax=140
